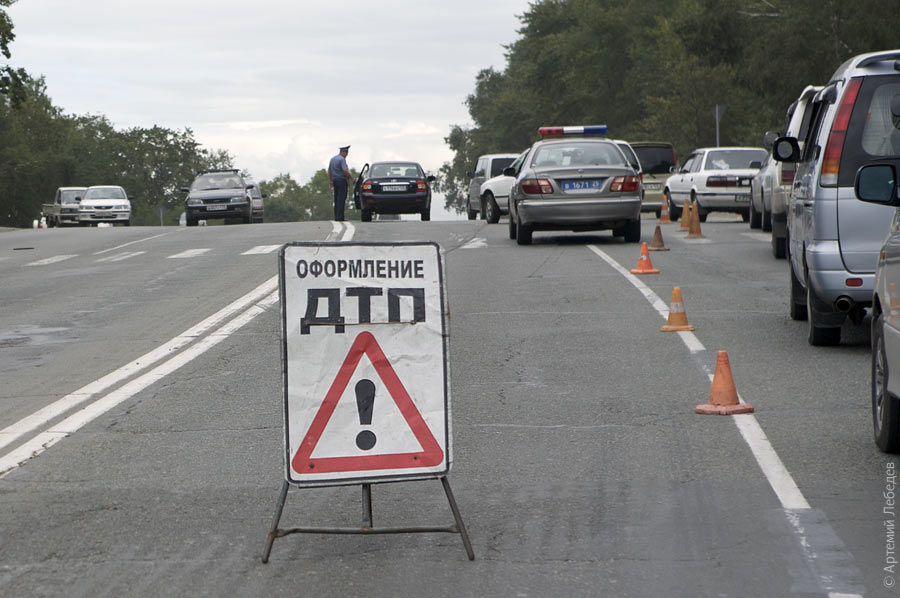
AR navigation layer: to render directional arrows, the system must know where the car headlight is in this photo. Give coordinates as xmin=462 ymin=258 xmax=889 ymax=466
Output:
xmin=230 ymin=196 xmax=245 ymax=203
xmin=187 ymin=198 xmax=203 ymax=206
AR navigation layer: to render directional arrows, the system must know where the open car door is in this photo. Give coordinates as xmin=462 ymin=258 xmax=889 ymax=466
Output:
xmin=353 ymin=163 xmax=369 ymax=210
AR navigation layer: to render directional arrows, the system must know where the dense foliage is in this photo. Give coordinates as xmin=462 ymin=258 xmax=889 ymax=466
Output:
xmin=438 ymin=0 xmax=900 ymax=213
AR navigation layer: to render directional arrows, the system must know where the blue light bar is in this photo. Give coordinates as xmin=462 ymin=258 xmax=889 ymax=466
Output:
xmin=538 ymin=125 xmax=608 ymax=137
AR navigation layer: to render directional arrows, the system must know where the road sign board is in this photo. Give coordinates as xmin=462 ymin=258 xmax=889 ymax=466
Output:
xmin=279 ymin=242 xmax=450 ymax=485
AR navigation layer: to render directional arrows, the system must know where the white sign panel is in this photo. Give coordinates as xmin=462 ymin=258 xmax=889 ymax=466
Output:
xmin=279 ymin=242 xmax=450 ymax=486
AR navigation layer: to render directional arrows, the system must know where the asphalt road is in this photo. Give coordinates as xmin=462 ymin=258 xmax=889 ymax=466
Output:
xmin=0 ymin=217 xmax=894 ymax=597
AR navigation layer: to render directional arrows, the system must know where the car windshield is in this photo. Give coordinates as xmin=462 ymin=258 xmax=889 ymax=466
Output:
xmin=60 ymin=190 xmax=83 ymax=203
xmin=531 ymin=141 xmax=626 ymax=168
xmin=704 ymin=149 xmax=767 ymax=170
xmin=490 ymin=158 xmax=515 ymax=177
xmin=616 ymin=143 xmax=641 ymax=170
xmin=191 ymin=173 xmax=244 ymax=190
xmin=83 ymin=187 xmax=126 ymax=200
xmin=369 ymin=163 xmax=421 ymax=178
xmin=632 ymin=145 xmax=675 ymax=174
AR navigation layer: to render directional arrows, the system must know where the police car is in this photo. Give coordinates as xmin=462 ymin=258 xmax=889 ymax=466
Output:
xmin=506 ymin=126 xmax=643 ymax=245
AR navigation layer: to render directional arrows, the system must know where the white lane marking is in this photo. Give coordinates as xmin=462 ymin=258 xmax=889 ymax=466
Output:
xmin=168 ymin=248 xmax=211 ymax=259
xmin=0 ymin=291 xmax=280 ymax=477
xmin=682 ymin=237 xmax=712 ymax=244
xmin=25 ymin=255 xmax=77 ymax=266
xmin=95 ymin=251 xmax=146 ymax=263
xmin=586 ymin=245 xmax=705 ymax=353
xmin=340 ymin=221 xmax=355 ymax=241
xmin=242 ymin=245 xmax=281 ymax=255
xmin=742 ymin=232 xmax=771 ymax=242
xmin=462 ymin=238 xmax=487 ymax=249
xmin=0 ymin=276 xmax=278 ymax=452
xmin=92 ymin=232 xmax=172 ymax=256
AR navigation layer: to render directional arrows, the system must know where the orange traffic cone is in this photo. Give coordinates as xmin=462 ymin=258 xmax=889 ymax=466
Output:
xmin=686 ymin=201 xmax=705 ymax=239
xmin=648 ymin=225 xmax=669 ymax=251
xmin=661 ymin=286 xmax=694 ymax=331
xmin=696 ymin=351 xmax=754 ymax=415
xmin=630 ymin=242 xmax=660 ymax=274
xmin=659 ymin=195 xmax=672 ymax=224
xmin=679 ymin=199 xmax=691 ymax=231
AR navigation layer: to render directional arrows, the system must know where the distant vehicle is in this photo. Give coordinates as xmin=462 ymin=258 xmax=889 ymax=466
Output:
xmin=664 ymin=147 xmax=766 ymax=221
xmin=479 ymin=150 xmax=528 ymax=223
xmin=610 ymin=139 xmax=652 ymax=213
xmin=42 ymin=186 xmax=87 ymax=227
xmin=507 ymin=125 xmax=642 ymax=245
xmin=466 ymin=153 xmax=519 ymax=220
xmin=77 ymin=186 xmax=132 ymax=226
xmin=353 ymin=161 xmax=435 ymax=222
xmin=182 ymin=170 xmax=256 ymax=226
xmin=246 ymin=179 xmax=266 ymax=223
xmin=773 ymin=50 xmax=900 ymax=345
xmin=631 ymin=142 xmax=677 ymax=219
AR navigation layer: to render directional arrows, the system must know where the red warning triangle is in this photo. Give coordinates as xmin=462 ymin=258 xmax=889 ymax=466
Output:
xmin=292 ymin=331 xmax=444 ymax=475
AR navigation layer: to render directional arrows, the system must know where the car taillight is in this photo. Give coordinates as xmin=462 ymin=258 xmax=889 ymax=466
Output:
xmin=362 ymin=180 xmax=372 ymax=192
xmin=610 ymin=176 xmax=640 ymax=192
xmin=521 ymin=178 xmax=553 ymax=194
xmin=707 ymin=175 xmax=739 ymax=187
xmin=780 ymin=163 xmax=795 ymax=185
xmin=821 ymin=77 xmax=862 ymax=186
xmin=416 ymin=179 xmax=426 ymax=192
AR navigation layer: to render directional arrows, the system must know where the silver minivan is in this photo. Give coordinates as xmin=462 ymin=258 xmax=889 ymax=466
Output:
xmin=773 ymin=50 xmax=900 ymax=345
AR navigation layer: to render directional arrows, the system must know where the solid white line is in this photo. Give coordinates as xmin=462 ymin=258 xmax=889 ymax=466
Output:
xmin=0 ymin=292 xmax=280 ymax=477
xmin=0 ymin=275 xmax=278 ymax=452
xmin=587 ymin=244 xmax=809 ymax=512
xmin=168 ymin=248 xmax=211 ymax=259
xmin=25 ymin=255 xmax=77 ymax=266
xmin=741 ymin=232 xmax=771 ymax=242
xmin=92 ymin=232 xmax=172 ymax=255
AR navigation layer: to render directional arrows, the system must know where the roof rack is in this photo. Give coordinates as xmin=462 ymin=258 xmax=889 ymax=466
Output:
xmin=857 ymin=51 xmax=900 ymax=69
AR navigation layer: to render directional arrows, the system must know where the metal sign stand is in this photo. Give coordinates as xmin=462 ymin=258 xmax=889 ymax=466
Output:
xmin=261 ymin=477 xmax=474 ymax=562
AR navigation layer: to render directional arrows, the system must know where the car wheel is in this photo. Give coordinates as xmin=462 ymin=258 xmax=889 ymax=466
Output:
xmin=361 ymin=209 xmax=373 ymax=222
xmin=467 ymin=206 xmax=477 ymax=220
xmin=123 ymin=220 xmax=130 ymax=227
xmin=873 ymin=311 xmax=900 ymax=452
xmin=749 ymin=199 xmax=761 ymax=228
xmin=666 ymin=191 xmax=680 ymax=221
xmin=515 ymin=213 xmax=532 ymax=245
xmin=186 ymin=216 xmax=198 ymax=227
xmin=698 ymin=210 xmax=708 ymax=223
xmin=807 ymin=283 xmax=841 ymax=346
xmin=762 ymin=206 xmax=772 ymax=232
xmin=623 ymin=219 xmax=641 ymax=243
xmin=772 ymin=233 xmax=786 ymax=259
xmin=484 ymin=193 xmax=500 ymax=224
xmin=421 ymin=206 xmax=430 ymax=221
xmin=740 ymin=210 xmax=749 ymax=223
xmin=789 ymin=263 xmax=807 ymax=321
xmin=508 ymin=209 xmax=517 ymax=240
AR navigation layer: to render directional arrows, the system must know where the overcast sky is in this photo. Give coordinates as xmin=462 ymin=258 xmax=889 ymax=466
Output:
xmin=7 ymin=0 xmax=531 ymax=218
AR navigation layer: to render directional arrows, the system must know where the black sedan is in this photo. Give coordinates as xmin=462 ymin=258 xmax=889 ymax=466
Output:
xmin=353 ymin=161 xmax=435 ymax=222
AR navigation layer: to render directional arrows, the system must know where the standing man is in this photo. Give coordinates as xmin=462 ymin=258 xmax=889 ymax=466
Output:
xmin=328 ymin=145 xmax=354 ymax=221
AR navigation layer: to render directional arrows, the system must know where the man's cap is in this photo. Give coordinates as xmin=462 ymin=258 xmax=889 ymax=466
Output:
xmin=340 ymin=145 xmax=350 ymax=151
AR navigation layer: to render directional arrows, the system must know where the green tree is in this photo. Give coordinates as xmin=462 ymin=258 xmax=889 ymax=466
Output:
xmin=0 ymin=0 xmax=26 ymax=104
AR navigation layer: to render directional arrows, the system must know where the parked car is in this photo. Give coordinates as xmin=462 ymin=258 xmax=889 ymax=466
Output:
xmin=353 ymin=161 xmax=434 ymax=222
xmin=612 ymin=139 xmax=655 ymax=215
xmin=664 ymin=147 xmax=766 ymax=221
xmin=854 ymin=163 xmax=900 ymax=451
xmin=466 ymin=153 xmax=519 ymax=220
xmin=77 ymin=185 xmax=132 ymax=226
xmin=631 ymin=142 xmax=677 ymax=219
xmin=507 ymin=125 xmax=642 ymax=245
xmin=773 ymin=49 xmax=900 ymax=345
xmin=751 ymin=85 xmax=822 ymax=258
xmin=42 ymin=186 xmax=87 ymax=227
xmin=182 ymin=170 xmax=256 ymax=226
xmin=246 ymin=179 xmax=266 ymax=223
xmin=478 ymin=150 xmax=528 ymax=224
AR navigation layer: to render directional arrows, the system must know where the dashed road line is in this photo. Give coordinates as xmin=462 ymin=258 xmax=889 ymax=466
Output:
xmin=95 ymin=251 xmax=146 ymax=263
xmin=168 ymin=248 xmax=211 ymax=259
xmin=25 ymin=255 xmax=77 ymax=266
xmin=461 ymin=237 xmax=487 ymax=249
xmin=242 ymin=245 xmax=282 ymax=255
xmin=92 ymin=232 xmax=172 ymax=256
xmin=742 ymin=232 xmax=771 ymax=242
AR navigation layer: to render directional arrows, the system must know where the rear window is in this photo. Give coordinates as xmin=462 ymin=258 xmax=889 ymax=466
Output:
xmin=632 ymin=145 xmax=676 ymax=174
xmin=490 ymin=158 xmax=515 ymax=178
xmin=370 ymin=163 xmax=421 ymax=178
xmin=841 ymin=74 xmax=900 ymax=186
xmin=704 ymin=149 xmax=767 ymax=170
xmin=531 ymin=141 xmax=626 ymax=168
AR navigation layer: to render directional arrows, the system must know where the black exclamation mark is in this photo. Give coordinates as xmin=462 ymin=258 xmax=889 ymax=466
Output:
xmin=355 ymin=379 xmax=377 ymax=451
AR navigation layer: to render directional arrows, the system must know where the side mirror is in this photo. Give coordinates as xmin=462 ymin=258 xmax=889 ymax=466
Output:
xmin=763 ymin=130 xmax=780 ymax=148
xmin=127 ymin=196 xmax=135 ymax=200
xmin=74 ymin=197 xmax=82 ymax=202
xmin=669 ymin=166 xmax=676 ymax=174
xmin=426 ymin=175 xmax=436 ymax=182
xmin=502 ymin=167 xmax=516 ymax=177
xmin=466 ymin=171 xmax=475 ymax=178
xmin=246 ymin=184 xmax=256 ymax=190
xmin=181 ymin=187 xmax=190 ymax=193
xmin=854 ymin=164 xmax=899 ymax=206
xmin=749 ymin=161 xmax=762 ymax=169
xmin=772 ymin=137 xmax=800 ymax=163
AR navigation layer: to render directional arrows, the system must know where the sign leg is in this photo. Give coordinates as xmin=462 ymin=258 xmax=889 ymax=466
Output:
xmin=262 ymin=480 xmax=290 ymax=564
xmin=361 ymin=483 xmax=373 ymax=528
xmin=441 ymin=477 xmax=474 ymax=560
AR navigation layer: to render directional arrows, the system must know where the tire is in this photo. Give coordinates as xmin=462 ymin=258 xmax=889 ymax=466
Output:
xmin=749 ymin=198 xmax=761 ymax=228
xmin=243 ymin=210 xmax=252 ymax=224
xmin=789 ymin=263 xmax=807 ymax=321
xmin=740 ymin=210 xmax=749 ymax=223
xmin=873 ymin=311 xmax=900 ymax=452
xmin=421 ymin=206 xmax=430 ymax=221
xmin=772 ymin=234 xmax=786 ymax=259
xmin=186 ymin=216 xmax=198 ymax=227
xmin=508 ymin=209 xmax=517 ymax=240
xmin=515 ymin=213 xmax=532 ymax=245
xmin=123 ymin=220 xmax=130 ymax=227
xmin=623 ymin=219 xmax=641 ymax=243
xmin=698 ymin=211 xmax=708 ymax=223
xmin=361 ymin=209 xmax=373 ymax=222
xmin=807 ymin=283 xmax=841 ymax=346
xmin=467 ymin=207 xmax=477 ymax=220
xmin=692 ymin=193 xmax=707 ymax=222
xmin=762 ymin=207 xmax=772 ymax=232
xmin=666 ymin=191 xmax=681 ymax=221
xmin=484 ymin=193 xmax=500 ymax=224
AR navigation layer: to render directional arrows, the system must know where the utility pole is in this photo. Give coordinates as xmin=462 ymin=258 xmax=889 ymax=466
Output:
xmin=713 ymin=104 xmax=726 ymax=147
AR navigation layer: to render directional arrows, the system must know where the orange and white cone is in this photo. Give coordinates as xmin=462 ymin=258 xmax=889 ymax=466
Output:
xmin=630 ymin=242 xmax=660 ymax=274
xmin=648 ymin=225 xmax=669 ymax=251
xmin=687 ymin=201 xmax=705 ymax=239
xmin=696 ymin=351 xmax=754 ymax=415
xmin=679 ymin=199 xmax=691 ymax=231
xmin=659 ymin=196 xmax=672 ymax=224
xmin=661 ymin=286 xmax=694 ymax=331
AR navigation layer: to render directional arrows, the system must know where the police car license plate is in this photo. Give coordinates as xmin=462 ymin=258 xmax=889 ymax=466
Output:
xmin=382 ymin=185 xmax=406 ymax=192
xmin=206 ymin=205 xmax=227 ymax=211
xmin=561 ymin=179 xmax=602 ymax=191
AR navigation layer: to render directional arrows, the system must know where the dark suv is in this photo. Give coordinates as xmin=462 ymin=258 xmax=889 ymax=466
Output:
xmin=182 ymin=170 xmax=257 ymax=226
